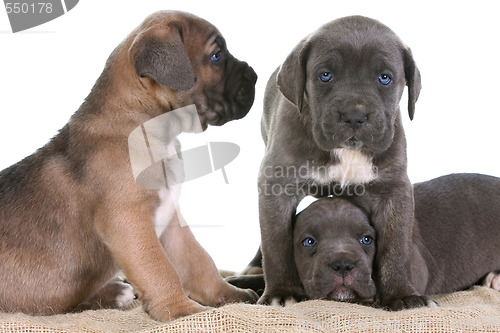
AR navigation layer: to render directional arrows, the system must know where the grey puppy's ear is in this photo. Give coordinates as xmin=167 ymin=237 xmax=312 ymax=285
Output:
xmin=131 ymin=23 xmax=195 ymax=90
xmin=403 ymin=46 xmax=421 ymax=120
xmin=277 ymin=37 xmax=311 ymax=111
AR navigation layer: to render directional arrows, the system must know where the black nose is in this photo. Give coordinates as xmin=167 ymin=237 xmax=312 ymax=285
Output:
xmin=340 ymin=108 xmax=368 ymax=130
xmin=330 ymin=259 xmax=355 ymax=276
xmin=244 ymin=63 xmax=258 ymax=84
xmin=226 ymin=60 xmax=257 ymax=107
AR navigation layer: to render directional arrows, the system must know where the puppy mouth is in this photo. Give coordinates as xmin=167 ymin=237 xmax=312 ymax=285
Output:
xmin=318 ymin=123 xmax=367 ymax=150
xmin=326 ymin=286 xmax=357 ymax=302
xmin=205 ymin=108 xmax=223 ymax=126
xmin=341 ymin=136 xmax=363 ymax=149
xmin=204 ymin=103 xmax=234 ymax=127
xmin=204 ymin=97 xmax=253 ymax=127
xmin=323 ymin=274 xmax=375 ymax=302
xmin=194 ymin=101 xmax=226 ymax=128
xmin=325 ymin=274 xmax=358 ymax=301
xmin=198 ymin=85 xmax=255 ymax=127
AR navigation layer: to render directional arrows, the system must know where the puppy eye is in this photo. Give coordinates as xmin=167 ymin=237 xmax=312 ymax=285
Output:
xmin=360 ymin=235 xmax=373 ymax=245
xmin=319 ymin=72 xmax=333 ymax=82
xmin=210 ymin=50 xmax=223 ymax=63
xmin=378 ymin=74 xmax=392 ymax=85
xmin=302 ymin=237 xmax=317 ymax=247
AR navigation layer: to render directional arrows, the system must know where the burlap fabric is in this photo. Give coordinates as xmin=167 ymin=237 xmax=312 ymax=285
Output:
xmin=1 ymin=286 xmax=499 ymax=332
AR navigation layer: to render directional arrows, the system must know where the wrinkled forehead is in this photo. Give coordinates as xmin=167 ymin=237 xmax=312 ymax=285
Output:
xmin=295 ymin=199 xmax=373 ymax=236
xmin=186 ymin=20 xmax=221 ymax=41
xmin=171 ymin=16 xmax=221 ymax=48
xmin=307 ymin=18 xmax=405 ymax=68
xmin=144 ymin=11 xmax=224 ymax=46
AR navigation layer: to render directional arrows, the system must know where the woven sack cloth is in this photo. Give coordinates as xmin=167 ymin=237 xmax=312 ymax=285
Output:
xmin=0 ymin=286 xmax=499 ymax=333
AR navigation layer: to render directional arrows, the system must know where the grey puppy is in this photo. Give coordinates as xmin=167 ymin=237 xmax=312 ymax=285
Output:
xmin=257 ymin=15 xmax=427 ymax=309
xmin=294 ymin=173 xmax=500 ymax=301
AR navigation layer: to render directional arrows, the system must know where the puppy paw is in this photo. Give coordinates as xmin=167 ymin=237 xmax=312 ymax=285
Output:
xmin=205 ymin=284 xmax=259 ymax=307
xmin=75 ymin=279 xmax=136 ymax=311
xmin=382 ymin=295 xmax=433 ymax=311
xmin=483 ymin=272 xmax=500 ymax=291
xmin=171 ymin=301 xmax=211 ymax=320
xmin=114 ymin=282 xmax=136 ymax=309
xmin=269 ymin=296 xmax=299 ymax=307
xmin=258 ymin=289 xmax=308 ymax=306
xmin=149 ymin=299 xmax=211 ymax=322
xmin=233 ymin=288 xmax=259 ymax=304
xmin=427 ymin=299 xmax=439 ymax=308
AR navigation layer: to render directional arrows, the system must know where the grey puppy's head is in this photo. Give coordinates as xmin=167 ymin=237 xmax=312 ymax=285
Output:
xmin=294 ymin=198 xmax=377 ymax=302
xmin=277 ymin=16 xmax=421 ymax=153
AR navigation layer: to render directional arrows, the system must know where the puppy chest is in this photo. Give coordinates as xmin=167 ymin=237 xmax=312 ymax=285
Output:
xmin=153 ymin=188 xmax=180 ymax=237
xmin=308 ymin=148 xmax=378 ymax=187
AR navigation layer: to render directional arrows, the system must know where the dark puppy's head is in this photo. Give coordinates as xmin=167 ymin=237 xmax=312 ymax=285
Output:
xmin=294 ymin=198 xmax=377 ymax=302
xmin=129 ymin=11 xmax=257 ymax=129
xmin=277 ymin=16 xmax=420 ymax=152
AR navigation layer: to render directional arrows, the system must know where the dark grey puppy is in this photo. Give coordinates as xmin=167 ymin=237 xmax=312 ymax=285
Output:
xmin=294 ymin=173 xmax=500 ymax=302
xmin=257 ymin=15 xmax=426 ymax=309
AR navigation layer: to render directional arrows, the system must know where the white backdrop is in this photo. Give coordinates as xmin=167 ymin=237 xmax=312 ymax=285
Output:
xmin=1 ymin=1 xmax=499 ymax=272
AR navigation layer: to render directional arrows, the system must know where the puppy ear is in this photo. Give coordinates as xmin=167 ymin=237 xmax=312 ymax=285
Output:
xmin=277 ymin=38 xmax=310 ymax=111
xmin=131 ymin=23 xmax=195 ymax=90
xmin=403 ymin=46 xmax=421 ymax=120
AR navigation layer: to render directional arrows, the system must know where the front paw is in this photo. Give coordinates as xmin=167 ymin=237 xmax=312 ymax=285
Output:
xmin=113 ymin=281 xmax=136 ymax=309
xmin=258 ymin=289 xmax=308 ymax=306
xmin=203 ymin=284 xmax=259 ymax=307
xmin=148 ymin=299 xmax=210 ymax=322
xmin=220 ymin=287 xmax=259 ymax=305
xmin=382 ymin=294 xmax=436 ymax=311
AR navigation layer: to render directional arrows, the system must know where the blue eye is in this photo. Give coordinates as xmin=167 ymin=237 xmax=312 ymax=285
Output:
xmin=302 ymin=237 xmax=317 ymax=247
xmin=360 ymin=235 xmax=373 ymax=245
xmin=210 ymin=50 xmax=223 ymax=63
xmin=319 ymin=72 xmax=333 ymax=82
xmin=378 ymin=74 xmax=392 ymax=85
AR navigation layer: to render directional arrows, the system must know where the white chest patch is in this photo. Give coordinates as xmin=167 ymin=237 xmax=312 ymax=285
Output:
xmin=153 ymin=140 xmax=186 ymax=236
xmin=153 ymin=183 xmax=185 ymax=237
xmin=154 ymin=188 xmax=177 ymax=237
xmin=309 ymin=148 xmax=378 ymax=187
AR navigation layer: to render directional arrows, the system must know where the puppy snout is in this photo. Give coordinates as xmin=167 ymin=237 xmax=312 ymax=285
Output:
xmin=339 ymin=105 xmax=368 ymax=130
xmin=330 ymin=259 xmax=355 ymax=276
xmin=231 ymin=59 xmax=258 ymax=85
xmin=226 ymin=61 xmax=257 ymax=108
xmin=243 ymin=62 xmax=258 ymax=84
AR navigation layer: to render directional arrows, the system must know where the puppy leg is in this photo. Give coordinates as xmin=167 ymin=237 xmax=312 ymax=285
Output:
xmin=74 ymin=277 xmax=135 ymax=311
xmin=363 ymin=182 xmax=430 ymax=310
xmin=159 ymin=212 xmax=258 ymax=306
xmin=226 ymin=274 xmax=266 ymax=296
xmin=96 ymin=205 xmax=208 ymax=321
